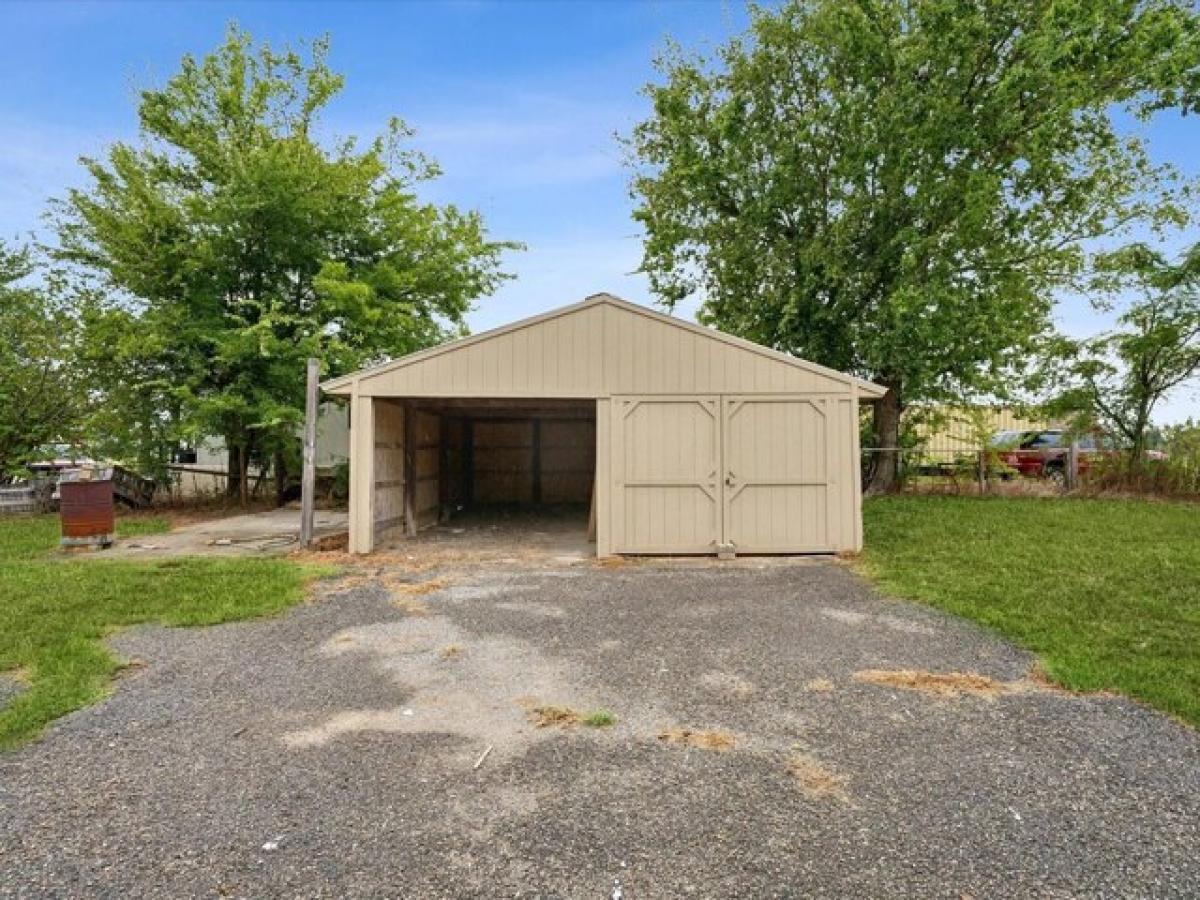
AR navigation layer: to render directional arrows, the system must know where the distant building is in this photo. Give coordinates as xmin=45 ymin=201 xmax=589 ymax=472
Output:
xmin=908 ymin=405 xmax=1052 ymax=456
xmin=167 ymin=402 xmax=349 ymax=498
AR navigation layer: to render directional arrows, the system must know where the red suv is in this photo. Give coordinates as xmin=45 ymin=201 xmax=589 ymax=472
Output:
xmin=995 ymin=430 xmax=1106 ymax=482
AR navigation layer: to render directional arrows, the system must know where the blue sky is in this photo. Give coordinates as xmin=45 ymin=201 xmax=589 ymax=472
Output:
xmin=2 ymin=0 xmax=1196 ymax=422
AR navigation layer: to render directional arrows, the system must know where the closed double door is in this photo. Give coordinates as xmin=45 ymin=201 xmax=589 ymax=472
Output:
xmin=609 ymin=395 xmax=837 ymax=554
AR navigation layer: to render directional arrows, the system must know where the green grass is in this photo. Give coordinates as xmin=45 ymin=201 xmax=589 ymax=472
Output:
xmin=582 ymin=709 xmax=617 ymax=727
xmin=114 ymin=516 xmax=172 ymax=538
xmin=0 ymin=515 xmax=320 ymax=749
xmin=861 ymin=496 xmax=1200 ymax=726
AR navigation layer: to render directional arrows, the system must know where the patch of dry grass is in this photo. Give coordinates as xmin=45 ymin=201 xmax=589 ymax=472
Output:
xmin=3 ymin=667 xmax=32 ymax=686
xmin=384 ymin=575 xmax=452 ymax=615
xmin=657 ymin=727 xmax=736 ymax=752
xmin=386 ymin=575 xmax=450 ymax=596
xmin=527 ymin=704 xmax=582 ymax=728
xmin=390 ymin=596 xmax=431 ymax=615
xmin=787 ymin=753 xmax=850 ymax=802
xmin=441 ymin=644 xmax=463 ymax=659
xmin=854 ymin=669 xmax=1013 ymax=698
xmin=310 ymin=531 xmax=349 ymax=552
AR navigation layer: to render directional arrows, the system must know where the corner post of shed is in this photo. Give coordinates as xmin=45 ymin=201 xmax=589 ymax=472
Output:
xmin=349 ymin=381 xmax=376 ymax=554
xmin=594 ymin=397 xmax=612 ymax=557
xmin=850 ymin=384 xmax=865 ymax=553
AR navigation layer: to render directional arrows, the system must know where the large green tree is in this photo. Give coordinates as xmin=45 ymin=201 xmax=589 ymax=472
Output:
xmin=0 ymin=242 xmax=88 ymax=479
xmin=54 ymin=27 xmax=515 ymax=501
xmin=628 ymin=0 xmax=1200 ymax=491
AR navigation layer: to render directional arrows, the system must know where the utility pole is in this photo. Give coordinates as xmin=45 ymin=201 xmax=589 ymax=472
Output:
xmin=300 ymin=358 xmax=319 ymax=547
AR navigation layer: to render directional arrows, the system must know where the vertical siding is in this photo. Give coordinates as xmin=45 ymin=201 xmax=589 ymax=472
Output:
xmin=913 ymin=406 xmax=1050 ymax=455
xmin=360 ymin=300 xmax=852 ymax=398
xmin=373 ymin=400 xmax=406 ymax=531
xmin=721 ymin=397 xmax=832 ymax=552
xmin=413 ymin=410 xmax=440 ymax=526
xmin=610 ymin=397 xmax=721 ymax=553
xmin=365 ymin=301 xmax=608 ymax=396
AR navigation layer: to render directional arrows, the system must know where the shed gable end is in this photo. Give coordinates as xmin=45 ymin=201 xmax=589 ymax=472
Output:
xmin=340 ymin=295 xmax=861 ymax=398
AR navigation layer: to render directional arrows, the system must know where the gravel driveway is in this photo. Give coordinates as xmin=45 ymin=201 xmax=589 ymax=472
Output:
xmin=2 ymin=558 xmax=1198 ymax=898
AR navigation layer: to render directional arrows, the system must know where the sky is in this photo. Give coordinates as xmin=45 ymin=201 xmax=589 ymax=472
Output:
xmin=2 ymin=0 xmax=1197 ymax=423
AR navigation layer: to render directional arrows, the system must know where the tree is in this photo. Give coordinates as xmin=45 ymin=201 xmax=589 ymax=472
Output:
xmin=0 ymin=242 xmax=87 ymax=479
xmin=53 ymin=27 xmax=516 ymax=502
xmin=1065 ymin=244 xmax=1200 ymax=466
xmin=627 ymin=0 xmax=1200 ymax=491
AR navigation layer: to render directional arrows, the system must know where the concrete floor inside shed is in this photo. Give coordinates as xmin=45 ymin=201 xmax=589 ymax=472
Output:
xmin=375 ymin=503 xmax=595 ymax=567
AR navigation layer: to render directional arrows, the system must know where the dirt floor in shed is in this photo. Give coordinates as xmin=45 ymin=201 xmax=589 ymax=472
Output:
xmin=2 ymin=556 xmax=1199 ymax=898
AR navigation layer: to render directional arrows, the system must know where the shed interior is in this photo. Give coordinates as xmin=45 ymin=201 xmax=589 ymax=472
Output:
xmin=371 ymin=397 xmax=596 ymax=542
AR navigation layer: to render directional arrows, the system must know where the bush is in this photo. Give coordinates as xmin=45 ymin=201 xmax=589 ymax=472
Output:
xmin=1081 ymin=420 xmax=1200 ymax=497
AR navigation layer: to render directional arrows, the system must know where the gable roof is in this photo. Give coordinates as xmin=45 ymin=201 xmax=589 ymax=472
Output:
xmin=322 ymin=293 xmax=887 ymax=399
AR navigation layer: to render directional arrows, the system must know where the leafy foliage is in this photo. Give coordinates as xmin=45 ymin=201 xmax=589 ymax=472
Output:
xmin=54 ymin=27 xmax=516 ymax=493
xmin=1056 ymin=243 xmax=1200 ymax=465
xmin=628 ymin=0 xmax=1200 ymax=490
xmin=0 ymin=242 xmax=87 ymax=478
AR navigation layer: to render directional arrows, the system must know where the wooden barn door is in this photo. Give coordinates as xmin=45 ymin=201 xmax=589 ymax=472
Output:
xmin=610 ymin=396 xmax=721 ymax=553
xmin=721 ymin=396 xmax=833 ymax=552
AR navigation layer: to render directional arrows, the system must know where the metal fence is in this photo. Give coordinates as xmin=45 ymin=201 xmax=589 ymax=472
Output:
xmin=861 ymin=445 xmax=1094 ymax=495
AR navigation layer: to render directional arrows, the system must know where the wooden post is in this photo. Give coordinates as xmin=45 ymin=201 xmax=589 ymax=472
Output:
xmin=978 ymin=448 xmax=986 ymax=495
xmin=299 ymin=358 xmax=319 ymax=547
xmin=438 ymin=414 xmax=451 ymax=524
xmin=531 ymin=418 xmax=543 ymax=505
xmin=348 ymin=384 xmax=375 ymax=554
xmin=403 ymin=402 xmax=417 ymax=538
xmin=1067 ymin=440 xmax=1079 ymax=491
xmin=463 ymin=419 xmax=475 ymax=507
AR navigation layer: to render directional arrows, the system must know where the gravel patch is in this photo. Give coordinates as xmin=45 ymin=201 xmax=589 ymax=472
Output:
xmin=1 ymin=560 xmax=1198 ymax=897
xmin=0 ymin=673 xmax=26 ymax=712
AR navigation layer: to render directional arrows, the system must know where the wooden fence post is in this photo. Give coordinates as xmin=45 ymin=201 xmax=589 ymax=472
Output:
xmin=1066 ymin=440 xmax=1079 ymax=492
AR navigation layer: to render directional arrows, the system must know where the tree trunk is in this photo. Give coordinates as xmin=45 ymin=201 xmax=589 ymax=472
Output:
xmin=274 ymin=450 xmax=287 ymax=507
xmin=239 ymin=444 xmax=251 ymax=506
xmin=866 ymin=381 xmax=903 ymax=495
xmin=226 ymin=444 xmax=242 ymax=499
xmin=1129 ymin=404 xmax=1151 ymax=471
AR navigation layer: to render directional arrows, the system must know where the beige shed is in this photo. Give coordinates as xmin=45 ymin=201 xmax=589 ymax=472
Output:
xmin=321 ymin=293 xmax=886 ymax=556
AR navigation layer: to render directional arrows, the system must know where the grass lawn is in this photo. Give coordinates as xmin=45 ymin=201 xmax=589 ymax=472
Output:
xmin=0 ymin=515 xmax=321 ymax=749
xmin=861 ymin=496 xmax=1200 ymax=726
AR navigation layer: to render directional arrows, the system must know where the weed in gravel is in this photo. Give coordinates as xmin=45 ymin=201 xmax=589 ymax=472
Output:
xmin=582 ymin=709 xmax=616 ymax=727
xmin=657 ymin=728 xmax=736 ymax=752
xmin=441 ymin=644 xmax=463 ymax=659
xmin=804 ymin=678 xmax=835 ymax=693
